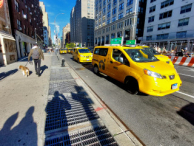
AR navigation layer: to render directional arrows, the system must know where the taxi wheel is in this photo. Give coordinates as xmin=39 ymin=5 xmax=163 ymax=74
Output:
xmin=93 ymin=65 xmax=99 ymax=75
xmin=125 ymin=78 xmax=139 ymax=95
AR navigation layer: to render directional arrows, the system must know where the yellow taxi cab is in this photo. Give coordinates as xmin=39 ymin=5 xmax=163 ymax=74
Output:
xmin=60 ymin=48 xmax=67 ymax=54
xmin=140 ymin=46 xmax=174 ymax=67
xmin=92 ymin=46 xmax=182 ymax=96
xmin=73 ymin=48 xmax=93 ymax=63
xmin=67 ymin=48 xmax=73 ymax=53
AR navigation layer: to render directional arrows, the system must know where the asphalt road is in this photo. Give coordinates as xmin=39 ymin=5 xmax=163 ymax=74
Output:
xmin=61 ymin=54 xmax=194 ymax=146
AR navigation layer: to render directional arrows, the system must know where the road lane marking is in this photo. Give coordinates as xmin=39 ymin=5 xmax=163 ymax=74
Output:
xmin=178 ymin=73 xmax=194 ymax=78
xmin=176 ymin=91 xmax=194 ymax=99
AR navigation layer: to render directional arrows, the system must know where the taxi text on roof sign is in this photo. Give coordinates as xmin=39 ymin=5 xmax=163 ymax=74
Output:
xmin=110 ymin=37 xmax=123 ymax=45
xmin=126 ymin=40 xmax=136 ymax=45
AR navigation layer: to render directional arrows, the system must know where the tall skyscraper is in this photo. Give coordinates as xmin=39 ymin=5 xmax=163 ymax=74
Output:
xmin=70 ymin=0 xmax=95 ymax=47
xmin=62 ymin=23 xmax=70 ymax=48
xmin=94 ymin=0 xmax=147 ymax=46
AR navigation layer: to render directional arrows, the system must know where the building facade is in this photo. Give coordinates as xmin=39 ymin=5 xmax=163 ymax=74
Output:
xmin=0 ymin=0 xmax=17 ymax=65
xmin=62 ymin=23 xmax=70 ymax=48
xmin=70 ymin=0 xmax=95 ymax=47
xmin=66 ymin=32 xmax=71 ymax=44
xmin=8 ymin=0 xmax=43 ymax=59
xmin=94 ymin=0 xmax=147 ymax=46
xmin=142 ymin=0 xmax=194 ymax=52
xmin=39 ymin=1 xmax=50 ymax=46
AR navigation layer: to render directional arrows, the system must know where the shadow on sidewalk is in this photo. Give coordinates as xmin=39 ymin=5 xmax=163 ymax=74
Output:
xmin=40 ymin=65 xmax=48 ymax=75
xmin=0 ymin=106 xmax=37 ymax=145
xmin=0 ymin=69 xmax=18 ymax=81
xmin=45 ymin=86 xmax=117 ymax=145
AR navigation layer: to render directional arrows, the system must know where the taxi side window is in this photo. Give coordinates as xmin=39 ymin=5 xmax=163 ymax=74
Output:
xmin=94 ymin=48 xmax=108 ymax=56
xmin=112 ymin=49 xmax=130 ymax=66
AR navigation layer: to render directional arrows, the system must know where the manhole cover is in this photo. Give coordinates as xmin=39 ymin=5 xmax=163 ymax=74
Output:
xmin=48 ymin=80 xmax=82 ymax=95
xmin=45 ymin=94 xmax=99 ymax=132
xmin=45 ymin=126 xmax=118 ymax=146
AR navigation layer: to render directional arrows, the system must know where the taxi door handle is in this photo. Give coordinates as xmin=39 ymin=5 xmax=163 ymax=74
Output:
xmin=110 ymin=61 xmax=113 ymax=64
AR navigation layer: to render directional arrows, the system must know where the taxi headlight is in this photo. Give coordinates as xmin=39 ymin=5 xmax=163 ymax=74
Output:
xmin=80 ymin=55 xmax=84 ymax=57
xmin=144 ymin=69 xmax=163 ymax=79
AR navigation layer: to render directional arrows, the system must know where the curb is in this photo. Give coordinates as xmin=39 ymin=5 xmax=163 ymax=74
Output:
xmin=168 ymin=56 xmax=194 ymax=67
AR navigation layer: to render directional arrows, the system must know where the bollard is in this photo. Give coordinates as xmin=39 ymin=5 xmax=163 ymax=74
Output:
xmin=61 ymin=58 xmax=65 ymax=67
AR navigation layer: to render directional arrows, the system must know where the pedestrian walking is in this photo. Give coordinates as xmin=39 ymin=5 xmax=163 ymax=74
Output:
xmin=28 ymin=43 xmax=44 ymax=77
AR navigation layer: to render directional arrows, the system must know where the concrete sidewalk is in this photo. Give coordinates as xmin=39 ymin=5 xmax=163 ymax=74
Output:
xmin=0 ymin=53 xmax=52 ymax=145
xmin=0 ymin=53 xmax=142 ymax=146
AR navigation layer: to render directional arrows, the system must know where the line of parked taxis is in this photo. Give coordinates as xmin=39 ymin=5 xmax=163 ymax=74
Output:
xmin=65 ymin=45 xmax=182 ymax=97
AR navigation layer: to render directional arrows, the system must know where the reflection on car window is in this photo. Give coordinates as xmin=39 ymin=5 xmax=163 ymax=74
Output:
xmin=78 ymin=49 xmax=90 ymax=53
xmin=112 ymin=49 xmax=129 ymax=66
xmin=94 ymin=48 xmax=108 ymax=56
xmin=125 ymin=49 xmax=158 ymax=62
xmin=143 ymin=47 xmax=160 ymax=55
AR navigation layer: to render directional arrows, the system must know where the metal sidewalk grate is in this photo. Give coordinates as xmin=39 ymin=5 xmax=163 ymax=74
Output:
xmin=45 ymin=126 xmax=118 ymax=146
xmin=50 ymin=69 xmax=73 ymax=81
xmin=45 ymin=94 xmax=99 ymax=132
xmin=48 ymin=80 xmax=83 ymax=95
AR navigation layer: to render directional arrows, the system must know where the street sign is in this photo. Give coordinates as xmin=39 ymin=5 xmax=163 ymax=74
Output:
xmin=110 ymin=37 xmax=123 ymax=45
xmin=126 ymin=40 xmax=136 ymax=45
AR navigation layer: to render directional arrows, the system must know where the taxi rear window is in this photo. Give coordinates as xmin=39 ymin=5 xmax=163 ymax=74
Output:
xmin=94 ymin=48 xmax=108 ymax=56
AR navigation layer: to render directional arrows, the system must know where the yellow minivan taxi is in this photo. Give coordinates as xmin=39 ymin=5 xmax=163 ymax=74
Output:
xmin=92 ymin=46 xmax=182 ymax=96
xmin=60 ymin=48 xmax=67 ymax=54
xmin=73 ymin=48 xmax=93 ymax=63
xmin=67 ymin=48 xmax=73 ymax=53
xmin=141 ymin=46 xmax=174 ymax=67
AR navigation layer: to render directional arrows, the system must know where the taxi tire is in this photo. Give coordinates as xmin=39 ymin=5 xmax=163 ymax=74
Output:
xmin=125 ymin=78 xmax=139 ymax=95
xmin=93 ymin=65 xmax=99 ymax=75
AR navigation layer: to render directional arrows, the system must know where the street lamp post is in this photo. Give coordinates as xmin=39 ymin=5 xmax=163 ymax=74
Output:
xmin=54 ymin=13 xmax=64 ymax=49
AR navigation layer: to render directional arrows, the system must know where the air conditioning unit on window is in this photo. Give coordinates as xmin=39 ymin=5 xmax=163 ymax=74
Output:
xmin=19 ymin=27 xmax=22 ymax=31
xmin=23 ymin=14 xmax=27 ymax=19
xmin=30 ymin=12 xmax=32 ymax=15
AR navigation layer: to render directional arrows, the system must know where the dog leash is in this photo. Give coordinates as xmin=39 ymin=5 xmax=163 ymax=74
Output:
xmin=25 ymin=61 xmax=33 ymax=67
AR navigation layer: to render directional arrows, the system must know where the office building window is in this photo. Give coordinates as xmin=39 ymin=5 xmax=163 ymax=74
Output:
xmin=176 ymin=31 xmax=187 ymax=38
xmin=137 ymin=18 xmax=139 ymax=24
xmin=147 ymin=26 xmax=153 ymax=32
xmin=107 ymin=19 xmax=110 ymax=24
xmin=103 ymin=0 xmax=106 ymax=6
xmin=106 ymin=35 xmax=109 ymax=43
xmin=111 ymin=33 xmax=115 ymax=38
xmin=125 ymin=19 xmax=130 ymax=26
xmin=17 ymin=19 xmax=21 ymax=29
xmin=108 ymin=3 xmax=111 ymax=10
xmin=117 ymin=22 xmax=123 ymax=29
xmin=107 ymin=0 xmax=111 ymax=3
xmin=15 ymin=1 xmax=19 ymax=12
xmin=118 ymin=12 xmax=123 ymax=19
xmin=158 ymin=22 xmax=170 ymax=30
xmin=149 ymin=5 xmax=156 ymax=13
xmin=112 ymin=7 xmax=117 ymax=15
xmin=127 ymin=0 xmax=133 ymax=6
xmin=126 ymin=8 xmax=133 ymax=14
xmin=159 ymin=10 xmax=172 ymax=20
xmin=138 ymin=7 xmax=144 ymax=13
xmin=113 ymin=0 xmax=117 ymax=5
xmin=107 ymin=11 xmax=110 ymax=17
xmin=178 ymin=18 xmax=189 ymax=27
xmin=180 ymin=4 xmax=192 ymax=14
xmin=161 ymin=0 xmax=174 ymax=9
xmin=112 ymin=16 xmax=116 ymax=22
xmin=119 ymin=3 xmax=124 ymax=11
xmin=150 ymin=0 xmax=156 ymax=3
xmin=103 ymin=7 xmax=106 ymax=13
xmin=146 ymin=36 xmax=152 ymax=41
xmin=157 ymin=33 xmax=169 ymax=40
xmin=148 ymin=16 xmax=154 ymax=23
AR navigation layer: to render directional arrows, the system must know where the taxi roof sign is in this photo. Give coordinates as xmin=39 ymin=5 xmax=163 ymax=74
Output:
xmin=110 ymin=37 xmax=123 ymax=45
xmin=126 ymin=40 xmax=136 ymax=45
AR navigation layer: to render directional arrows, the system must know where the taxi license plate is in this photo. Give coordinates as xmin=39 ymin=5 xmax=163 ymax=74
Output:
xmin=171 ymin=83 xmax=178 ymax=90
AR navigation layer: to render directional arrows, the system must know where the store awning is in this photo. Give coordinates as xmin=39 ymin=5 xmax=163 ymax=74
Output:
xmin=0 ymin=31 xmax=15 ymax=41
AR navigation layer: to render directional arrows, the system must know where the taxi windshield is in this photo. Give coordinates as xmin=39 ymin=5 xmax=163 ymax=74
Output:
xmin=60 ymin=49 xmax=66 ymax=50
xmin=125 ymin=49 xmax=158 ymax=62
xmin=143 ymin=47 xmax=161 ymax=55
xmin=78 ymin=49 xmax=91 ymax=53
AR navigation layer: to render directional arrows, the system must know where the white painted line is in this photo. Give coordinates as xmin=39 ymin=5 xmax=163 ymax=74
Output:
xmin=176 ymin=91 xmax=194 ymax=99
xmin=178 ymin=73 xmax=194 ymax=78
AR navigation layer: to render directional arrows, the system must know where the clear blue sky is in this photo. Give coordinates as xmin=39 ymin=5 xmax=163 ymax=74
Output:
xmin=40 ymin=0 xmax=76 ymax=43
